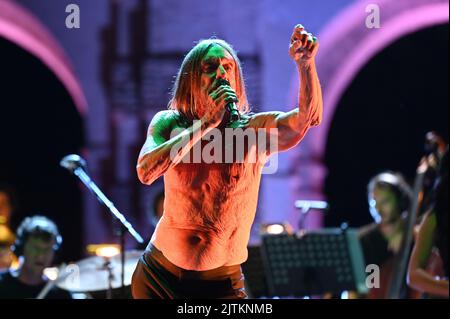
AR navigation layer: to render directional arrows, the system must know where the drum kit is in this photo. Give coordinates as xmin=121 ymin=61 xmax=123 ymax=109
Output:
xmin=50 ymin=250 xmax=144 ymax=299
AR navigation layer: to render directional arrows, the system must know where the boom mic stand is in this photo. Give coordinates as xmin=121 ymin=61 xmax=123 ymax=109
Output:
xmin=60 ymin=154 xmax=144 ymax=298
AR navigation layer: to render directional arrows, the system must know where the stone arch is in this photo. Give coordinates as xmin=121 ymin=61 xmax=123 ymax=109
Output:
xmin=0 ymin=0 xmax=87 ymax=114
xmin=288 ymin=0 xmax=449 ymax=229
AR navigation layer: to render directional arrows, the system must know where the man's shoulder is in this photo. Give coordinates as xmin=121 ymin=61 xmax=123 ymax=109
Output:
xmin=0 ymin=269 xmax=17 ymax=295
xmin=151 ymin=110 xmax=180 ymax=125
xmin=358 ymin=222 xmax=389 ymax=251
xmin=0 ymin=269 xmax=13 ymax=282
xmin=148 ymin=110 xmax=185 ymax=135
xmin=358 ymin=222 xmax=380 ymax=239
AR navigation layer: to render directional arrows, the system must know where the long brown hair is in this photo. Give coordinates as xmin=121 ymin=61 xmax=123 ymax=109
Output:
xmin=168 ymin=39 xmax=250 ymax=123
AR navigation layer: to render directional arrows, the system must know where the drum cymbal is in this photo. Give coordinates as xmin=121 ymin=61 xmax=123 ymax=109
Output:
xmin=57 ymin=250 xmax=143 ymax=292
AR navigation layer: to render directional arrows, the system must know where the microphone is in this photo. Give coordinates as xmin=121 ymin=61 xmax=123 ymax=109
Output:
xmin=60 ymin=154 xmax=86 ymax=172
xmin=217 ymin=79 xmax=240 ymax=122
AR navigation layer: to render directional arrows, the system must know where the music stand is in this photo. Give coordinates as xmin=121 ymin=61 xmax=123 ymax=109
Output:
xmin=241 ymin=245 xmax=269 ymax=298
xmin=260 ymin=227 xmax=368 ymax=297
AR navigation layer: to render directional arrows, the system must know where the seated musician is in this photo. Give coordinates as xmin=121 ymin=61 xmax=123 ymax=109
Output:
xmin=358 ymin=171 xmax=421 ymax=299
xmin=0 ymin=215 xmax=72 ymax=299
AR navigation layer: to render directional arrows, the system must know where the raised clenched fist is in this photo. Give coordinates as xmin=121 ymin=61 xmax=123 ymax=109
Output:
xmin=289 ymin=24 xmax=319 ymax=65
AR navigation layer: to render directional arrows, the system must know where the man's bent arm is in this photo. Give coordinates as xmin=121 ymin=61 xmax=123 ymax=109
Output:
xmin=254 ymin=25 xmax=322 ymax=153
xmin=137 ymin=111 xmax=216 ymax=185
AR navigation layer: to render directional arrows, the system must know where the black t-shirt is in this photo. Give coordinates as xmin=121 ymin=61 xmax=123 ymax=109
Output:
xmin=358 ymin=223 xmax=392 ymax=267
xmin=0 ymin=270 xmax=73 ymax=299
xmin=358 ymin=223 xmax=412 ymax=298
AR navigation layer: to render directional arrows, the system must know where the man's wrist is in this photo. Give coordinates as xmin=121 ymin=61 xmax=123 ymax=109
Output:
xmin=296 ymin=59 xmax=316 ymax=71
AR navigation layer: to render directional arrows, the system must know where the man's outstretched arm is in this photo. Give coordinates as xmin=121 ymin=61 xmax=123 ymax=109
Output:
xmin=253 ymin=24 xmax=322 ymax=153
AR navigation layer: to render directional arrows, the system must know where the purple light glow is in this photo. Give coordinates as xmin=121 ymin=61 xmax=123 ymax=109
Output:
xmin=316 ymin=0 xmax=449 ymax=156
xmin=0 ymin=1 xmax=87 ymax=115
xmin=288 ymin=0 xmax=449 ymax=229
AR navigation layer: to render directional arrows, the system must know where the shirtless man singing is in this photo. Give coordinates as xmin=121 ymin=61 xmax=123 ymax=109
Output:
xmin=131 ymin=24 xmax=322 ymax=299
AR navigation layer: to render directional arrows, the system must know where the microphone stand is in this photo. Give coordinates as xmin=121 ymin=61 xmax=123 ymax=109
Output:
xmin=294 ymin=200 xmax=329 ymax=229
xmin=62 ymin=156 xmax=144 ymax=298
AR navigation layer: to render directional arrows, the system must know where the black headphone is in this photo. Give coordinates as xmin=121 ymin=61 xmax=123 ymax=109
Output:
xmin=368 ymin=172 xmax=413 ymax=223
xmin=11 ymin=215 xmax=62 ymax=257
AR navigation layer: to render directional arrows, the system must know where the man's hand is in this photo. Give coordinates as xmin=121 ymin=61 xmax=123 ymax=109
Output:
xmin=289 ymin=24 xmax=319 ymax=65
xmin=204 ymin=84 xmax=237 ymax=127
